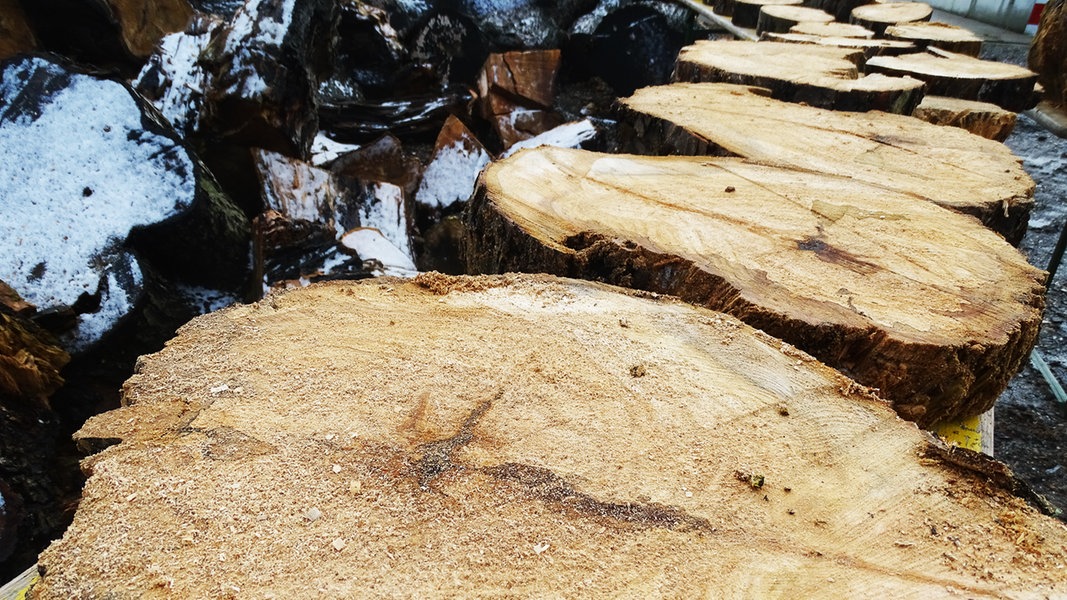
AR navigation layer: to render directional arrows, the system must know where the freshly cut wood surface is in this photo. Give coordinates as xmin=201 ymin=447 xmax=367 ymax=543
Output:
xmin=884 ymin=22 xmax=983 ymax=56
xmin=761 ymin=32 xmax=917 ymax=57
xmin=732 ymin=0 xmax=801 ymax=28
xmin=850 ymin=1 xmax=933 ymax=35
xmin=789 ymin=21 xmax=874 ymax=37
xmin=756 ymin=5 xmax=833 ymax=34
xmin=617 ymin=83 xmax=1034 ymax=244
xmin=674 ymin=40 xmax=924 ymax=113
xmin=912 ymin=95 xmax=1017 ymax=141
xmin=32 ymin=274 xmax=1067 ymax=598
xmin=867 ymin=48 xmax=1038 ymax=111
xmin=466 ymin=147 xmax=1045 ymax=426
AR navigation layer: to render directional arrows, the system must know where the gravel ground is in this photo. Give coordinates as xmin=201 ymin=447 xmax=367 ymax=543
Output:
xmin=985 ymin=42 xmax=1067 ymax=519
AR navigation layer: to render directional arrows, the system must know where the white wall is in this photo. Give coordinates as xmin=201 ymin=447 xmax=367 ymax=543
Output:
xmin=925 ymin=0 xmax=1039 ymax=32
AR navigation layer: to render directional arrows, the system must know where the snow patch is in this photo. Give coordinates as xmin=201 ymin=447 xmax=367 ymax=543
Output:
xmin=362 ymin=183 xmax=414 ymax=260
xmin=256 ymin=149 xmax=335 ymax=223
xmin=341 ymin=229 xmax=417 ymax=278
xmin=504 ymin=119 xmax=598 ymax=157
xmin=0 ymin=57 xmax=195 ymax=350
xmin=415 ymin=141 xmax=491 ymax=208
xmin=223 ymin=0 xmax=298 ymax=97
xmin=176 ymin=284 xmax=239 ymax=314
xmin=134 ymin=25 xmax=215 ymax=135
xmin=310 ymin=132 xmax=360 ymax=166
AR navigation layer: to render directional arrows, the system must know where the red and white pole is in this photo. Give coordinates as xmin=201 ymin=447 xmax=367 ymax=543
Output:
xmin=1026 ymin=0 xmax=1048 ymax=35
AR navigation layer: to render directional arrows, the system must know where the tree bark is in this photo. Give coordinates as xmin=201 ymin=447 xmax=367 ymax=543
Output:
xmin=867 ymin=48 xmax=1039 ymax=112
xmin=731 ymin=0 xmax=801 ymax=28
xmin=29 ymin=274 xmax=1067 ymax=598
xmin=615 ymin=83 xmax=1034 ymax=245
xmin=673 ymin=40 xmax=924 ymax=113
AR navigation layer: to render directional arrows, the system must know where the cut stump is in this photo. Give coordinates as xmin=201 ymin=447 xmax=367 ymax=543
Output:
xmin=789 ymin=21 xmax=874 ymax=37
xmin=756 ymin=5 xmax=833 ymax=34
xmin=31 ymin=274 xmax=1067 ymax=598
xmin=850 ymin=2 xmax=933 ymax=36
xmin=732 ymin=0 xmax=801 ymax=28
xmin=465 ymin=147 xmax=1045 ymax=426
xmin=884 ymin=22 xmax=983 ymax=57
xmin=616 ymin=83 xmax=1034 ymax=244
xmin=673 ymin=40 xmax=924 ymax=113
xmin=912 ymin=95 xmax=1017 ymax=141
xmin=760 ymin=32 xmax=917 ymax=58
xmin=866 ymin=48 xmax=1039 ymax=111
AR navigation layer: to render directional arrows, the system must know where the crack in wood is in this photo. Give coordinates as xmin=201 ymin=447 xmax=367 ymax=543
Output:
xmin=414 ymin=390 xmax=500 ymax=489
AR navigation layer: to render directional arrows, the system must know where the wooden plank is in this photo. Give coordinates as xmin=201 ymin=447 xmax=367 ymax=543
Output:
xmin=0 ymin=565 xmax=38 ymax=600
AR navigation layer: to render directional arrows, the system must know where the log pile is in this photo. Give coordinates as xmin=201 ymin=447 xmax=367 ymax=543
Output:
xmin=29 ymin=275 xmax=1067 ymax=597
xmin=673 ymin=40 xmax=924 ymax=113
xmin=616 ymin=83 xmax=1034 ymax=244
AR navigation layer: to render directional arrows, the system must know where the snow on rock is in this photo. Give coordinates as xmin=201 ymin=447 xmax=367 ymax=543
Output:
xmin=0 ymin=56 xmax=196 ymax=351
xmin=361 ymin=182 xmax=415 ymax=260
xmin=341 ymin=229 xmax=417 ymax=278
xmin=503 ymin=119 xmax=598 ymax=157
xmin=222 ymin=0 xmax=298 ymax=98
xmin=255 ymin=148 xmax=339 ymax=226
xmin=310 ymin=132 xmax=361 ymax=166
xmin=415 ymin=140 xmax=491 ymax=209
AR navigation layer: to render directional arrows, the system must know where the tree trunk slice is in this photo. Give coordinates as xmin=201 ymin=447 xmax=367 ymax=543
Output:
xmin=30 ymin=274 xmax=1067 ymax=598
xmin=732 ymin=0 xmax=801 ymax=28
xmin=465 ymin=147 xmax=1044 ymax=426
xmin=884 ymin=22 xmax=983 ymax=57
xmin=789 ymin=21 xmax=875 ymax=37
xmin=805 ymin=0 xmax=871 ymax=21
xmin=912 ymin=95 xmax=1017 ymax=141
xmin=850 ymin=2 xmax=933 ymax=36
xmin=615 ymin=83 xmax=1034 ymax=244
xmin=756 ymin=5 xmax=833 ymax=34
xmin=867 ymin=48 xmax=1038 ymax=111
xmin=761 ymin=32 xmax=917 ymax=58
xmin=674 ymin=40 xmax=924 ymax=113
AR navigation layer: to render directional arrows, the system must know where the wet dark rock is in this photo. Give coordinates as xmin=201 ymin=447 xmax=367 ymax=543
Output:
xmin=587 ymin=4 xmax=688 ymax=95
xmin=0 ymin=0 xmax=36 ymax=61
xmin=319 ymin=85 xmax=471 ymax=144
xmin=363 ymin=0 xmax=435 ymax=38
xmin=410 ymin=12 xmax=489 ymax=85
xmin=331 ymin=1 xmax=409 ymax=97
xmin=188 ymin=0 xmax=245 ymax=18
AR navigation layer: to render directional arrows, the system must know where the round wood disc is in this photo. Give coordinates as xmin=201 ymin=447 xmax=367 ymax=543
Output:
xmin=789 ymin=21 xmax=875 ymax=37
xmin=850 ymin=2 xmax=933 ymax=35
xmin=757 ymin=5 xmax=834 ymax=34
xmin=884 ymin=22 xmax=983 ymax=56
xmin=732 ymin=0 xmax=802 ymax=28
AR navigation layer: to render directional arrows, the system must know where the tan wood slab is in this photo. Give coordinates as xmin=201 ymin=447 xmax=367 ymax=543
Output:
xmin=884 ymin=22 xmax=983 ymax=57
xmin=912 ymin=95 xmax=1017 ymax=141
xmin=760 ymin=32 xmax=918 ymax=58
xmin=756 ymin=5 xmax=833 ymax=34
xmin=789 ymin=21 xmax=875 ymax=37
xmin=30 ymin=274 xmax=1067 ymax=598
xmin=850 ymin=1 xmax=933 ymax=36
xmin=732 ymin=0 xmax=801 ymax=28
xmin=674 ymin=40 xmax=924 ymax=113
xmin=616 ymin=82 xmax=1034 ymax=244
xmin=465 ymin=147 xmax=1045 ymax=426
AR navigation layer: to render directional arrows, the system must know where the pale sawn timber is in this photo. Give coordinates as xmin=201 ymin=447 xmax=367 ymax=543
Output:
xmin=789 ymin=21 xmax=874 ymax=37
xmin=31 ymin=274 xmax=1067 ymax=598
xmin=912 ymin=95 xmax=1017 ymax=141
xmin=760 ymin=32 xmax=917 ymax=58
xmin=850 ymin=1 xmax=933 ymax=36
xmin=673 ymin=40 xmax=924 ymax=113
xmin=866 ymin=48 xmax=1039 ymax=112
xmin=464 ymin=147 xmax=1045 ymax=426
xmin=884 ymin=21 xmax=983 ymax=57
xmin=755 ymin=5 xmax=833 ymax=34
xmin=616 ymin=83 xmax=1034 ymax=244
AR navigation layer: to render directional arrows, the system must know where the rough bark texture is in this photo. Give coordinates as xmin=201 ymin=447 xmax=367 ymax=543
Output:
xmin=0 ymin=0 xmax=35 ymax=60
xmin=731 ymin=0 xmax=801 ymax=27
xmin=912 ymin=95 xmax=1017 ymax=141
xmin=760 ymin=32 xmax=917 ymax=58
xmin=849 ymin=1 xmax=932 ymax=36
xmin=673 ymin=40 xmax=924 ymax=113
xmin=756 ymin=5 xmax=833 ymax=34
xmin=616 ymin=83 xmax=1034 ymax=245
xmin=884 ymin=22 xmax=982 ymax=57
xmin=465 ymin=147 xmax=1044 ymax=426
xmin=867 ymin=48 xmax=1038 ymax=112
xmin=29 ymin=274 xmax=1067 ymax=598
xmin=1028 ymin=0 xmax=1067 ymax=107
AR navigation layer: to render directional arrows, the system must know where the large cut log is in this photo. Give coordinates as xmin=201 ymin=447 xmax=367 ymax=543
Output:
xmin=805 ymin=0 xmax=870 ymax=21
xmin=884 ymin=22 xmax=983 ymax=57
xmin=465 ymin=147 xmax=1044 ymax=426
xmin=1029 ymin=0 xmax=1067 ymax=107
xmin=760 ymin=32 xmax=917 ymax=58
xmin=616 ymin=83 xmax=1034 ymax=244
xmin=850 ymin=1 xmax=933 ymax=36
xmin=673 ymin=40 xmax=924 ymax=113
xmin=789 ymin=21 xmax=874 ymax=37
xmin=31 ymin=274 xmax=1067 ymax=597
xmin=912 ymin=95 xmax=1017 ymax=141
xmin=732 ymin=0 xmax=801 ymax=28
xmin=866 ymin=48 xmax=1039 ymax=112
xmin=756 ymin=5 xmax=833 ymax=34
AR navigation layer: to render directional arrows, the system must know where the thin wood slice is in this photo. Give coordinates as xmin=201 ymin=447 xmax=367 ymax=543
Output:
xmin=466 ymin=147 xmax=1044 ymax=426
xmin=756 ymin=5 xmax=833 ymax=34
xmin=789 ymin=21 xmax=875 ymax=37
xmin=32 ymin=274 xmax=1067 ymax=597
xmin=884 ymin=22 xmax=983 ymax=56
xmin=732 ymin=0 xmax=802 ymax=28
xmin=615 ymin=83 xmax=1034 ymax=244
xmin=674 ymin=40 xmax=924 ymax=113
xmin=761 ymin=32 xmax=917 ymax=58
xmin=913 ymin=95 xmax=1017 ymax=141
xmin=850 ymin=1 xmax=933 ymax=36
xmin=867 ymin=48 xmax=1038 ymax=111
